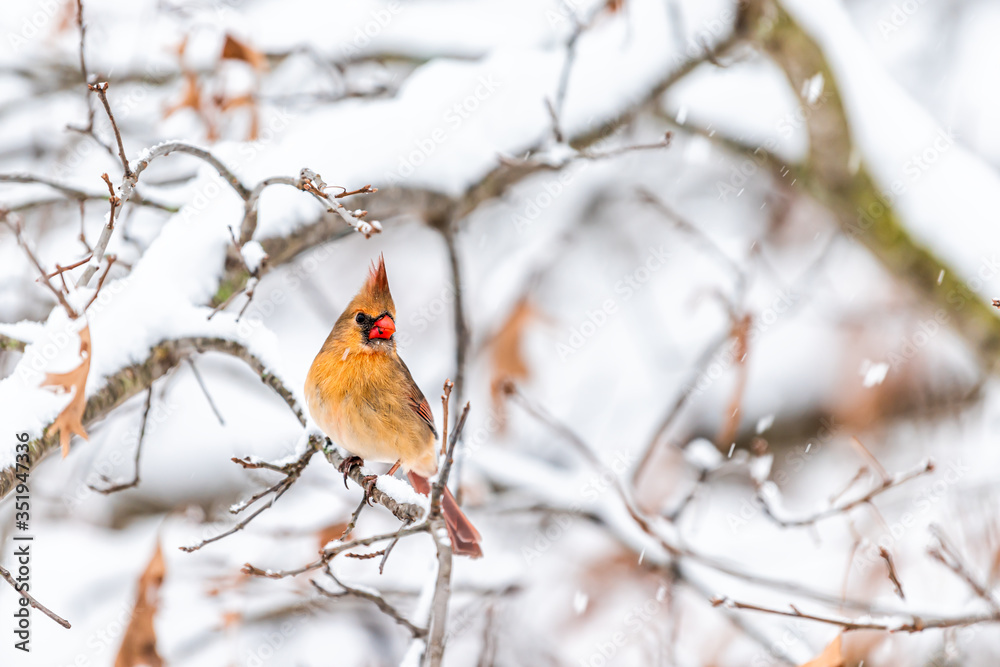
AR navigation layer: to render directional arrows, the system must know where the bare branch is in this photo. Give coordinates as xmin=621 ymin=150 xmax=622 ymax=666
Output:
xmin=879 ymin=547 xmax=906 ymax=601
xmin=0 ymin=335 xmax=309 ymax=499
xmin=244 ymin=522 xmax=428 ymax=579
xmin=507 ymin=384 xmax=679 ymax=557
xmin=312 ymin=569 xmax=427 ymax=638
xmin=88 ymin=83 xmax=132 ymax=181
xmin=186 ymin=358 xmax=225 ymax=426
xmin=710 ymin=595 xmax=999 ymax=633
xmin=180 ymin=446 xmax=317 ymax=552
xmin=130 ymin=141 xmax=250 ymax=200
xmin=89 ymin=385 xmax=151 ymax=494
xmin=0 ymin=210 xmax=78 ymax=318
xmin=0 ymin=563 xmax=71 ymax=629
xmin=755 ymin=458 xmax=934 ymax=528
xmin=320 ymin=443 xmax=426 ymax=524
xmin=83 ymin=254 xmax=116 ymax=311
xmin=928 ymin=524 xmax=1000 ymax=612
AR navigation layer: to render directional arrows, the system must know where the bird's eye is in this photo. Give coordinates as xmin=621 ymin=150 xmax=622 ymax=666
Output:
xmin=355 ymin=313 xmax=365 ymax=324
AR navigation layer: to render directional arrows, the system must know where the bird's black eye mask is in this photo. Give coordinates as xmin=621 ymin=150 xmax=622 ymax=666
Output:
xmin=355 ymin=311 xmax=394 ymax=342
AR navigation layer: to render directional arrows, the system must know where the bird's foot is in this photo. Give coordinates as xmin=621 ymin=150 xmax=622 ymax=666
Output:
xmin=361 ymin=474 xmax=379 ymax=506
xmin=338 ymin=455 xmax=364 ymax=489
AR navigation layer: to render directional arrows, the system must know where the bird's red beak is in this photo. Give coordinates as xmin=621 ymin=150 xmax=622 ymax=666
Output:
xmin=369 ymin=315 xmax=395 ymax=340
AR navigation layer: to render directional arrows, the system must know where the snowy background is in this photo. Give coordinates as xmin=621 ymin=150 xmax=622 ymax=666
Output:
xmin=2 ymin=0 xmax=1000 ymax=665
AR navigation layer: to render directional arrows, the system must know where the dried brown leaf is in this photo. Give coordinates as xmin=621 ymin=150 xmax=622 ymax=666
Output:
xmin=164 ymin=71 xmax=202 ymax=118
xmin=114 ymin=543 xmax=166 ymax=667
xmin=217 ymin=94 xmax=260 ymax=141
xmin=317 ymin=521 xmax=351 ymax=549
xmin=221 ymin=34 xmax=268 ymax=71
xmin=41 ymin=324 xmax=91 ymax=457
xmin=799 ymin=635 xmax=843 ymax=667
xmin=489 ymin=298 xmax=536 ymax=430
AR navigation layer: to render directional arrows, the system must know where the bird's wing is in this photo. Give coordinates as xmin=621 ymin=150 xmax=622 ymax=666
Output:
xmin=395 ymin=355 xmax=438 ymax=439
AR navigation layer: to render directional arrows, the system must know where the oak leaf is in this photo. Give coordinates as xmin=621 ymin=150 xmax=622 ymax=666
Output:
xmin=489 ymin=298 xmax=536 ymax=431
xmin=41 ymin=324 xmax=91 ymax=457
xmin=115 ymin=543 xmax=166 ymax=667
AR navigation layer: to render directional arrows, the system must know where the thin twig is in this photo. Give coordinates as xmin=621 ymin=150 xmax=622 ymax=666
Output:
xmin=637 ymin=188 xmax=743 ymax=280
xmin=312 ymin=569 xmax=427 ymax=638
xmin=0 ymin=173 xmax=173 ymax=212
xmin=186 ymin=358 xmax=225 ymax=426
xmin=47 ymin=255 xmax=93 ymax=279
xmin=928 ymin=524 xmax=1000 ymax=612
xmin=440 ymin=381 xmax=452 ymax=456
xmin=75 ymin=170 xmax=119 ymax=287
xmin=75 ymin=0 xmax=91 ymax=95
xmin=243 ymin=522 xmax=428 ymax=579
xmin=339 ymin=496 xmax=368 ymax=541
xmin=507 ymin=384 xmax=679 ymax=557
xmin=632 ymin=329 xmax=733 ymax=490
xmin=710 ymin=595 xmax=999 ymax=633
xmin=84 ymin=254 xmax=116 ymax=311
xmin=180 ymin=447 xmax=316 ymax=552
xmin=1 ymin=211 xmax=78 ymax=318
xmin=850 ymin=436 xmax=890 ymax=485
xmin=879 ymin=547 xmax=906 ymax=601
xmin=379 ymin=519 xmax=412 ymax=575
xmin=0 ymin=564 xmax=71 ymax=629
xmin=755 ymin=459 xmax=934 ymax=528
xmin=88 ymin=83 xmax=132 ymax=181
xmin=89 ymin=386 xmax=151 ymax=493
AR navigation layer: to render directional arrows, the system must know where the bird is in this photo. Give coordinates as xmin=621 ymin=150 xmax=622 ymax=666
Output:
xmin=304 ymin=255 xmax=482 ymax=558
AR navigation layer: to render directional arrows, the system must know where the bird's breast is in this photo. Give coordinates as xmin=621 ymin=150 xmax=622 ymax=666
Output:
xmin=305 ymin=348 xmax=431 ymax=468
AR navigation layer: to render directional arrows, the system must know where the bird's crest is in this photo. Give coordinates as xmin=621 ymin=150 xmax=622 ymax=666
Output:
xmin=353 ymin=253 xmax=395 ymax=317
xmin=366 ymin=254 xmax=391 ymax=299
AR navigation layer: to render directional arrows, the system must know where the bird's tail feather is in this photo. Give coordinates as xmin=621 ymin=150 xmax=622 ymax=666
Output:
xmin=408 ymin=472 xmax=483 ymax=558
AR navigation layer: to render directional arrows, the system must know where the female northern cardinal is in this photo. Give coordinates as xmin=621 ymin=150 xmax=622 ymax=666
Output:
xmin=304 ymin=256 xmax=482 ymax=558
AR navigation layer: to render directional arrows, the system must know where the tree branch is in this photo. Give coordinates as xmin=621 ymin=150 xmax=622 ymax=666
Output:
xmin=0 ymin=563 xmax=71 ymax=629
